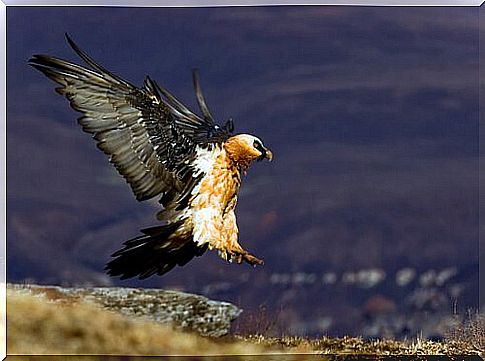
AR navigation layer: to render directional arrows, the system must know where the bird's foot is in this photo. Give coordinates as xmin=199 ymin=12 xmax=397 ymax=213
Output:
xmin=241 ymin=252 xmax=264 ymax=266
xmin=223 ymin=248 xmax=264 ymax=266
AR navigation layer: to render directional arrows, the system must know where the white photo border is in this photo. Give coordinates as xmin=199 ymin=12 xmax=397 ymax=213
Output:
xmin=0 ymin=2 xmax=482 ymax=360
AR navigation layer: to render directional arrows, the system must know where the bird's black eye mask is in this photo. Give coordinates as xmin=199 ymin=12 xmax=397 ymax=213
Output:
xmin=253 ymin=140 xmax=266 ymax=161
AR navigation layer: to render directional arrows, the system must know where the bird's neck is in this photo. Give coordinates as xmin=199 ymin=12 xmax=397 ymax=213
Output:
xmin=223 ymin=146 xmax=252 ymax=171
xmin=223 ymin=137 xmax=255 ymax=171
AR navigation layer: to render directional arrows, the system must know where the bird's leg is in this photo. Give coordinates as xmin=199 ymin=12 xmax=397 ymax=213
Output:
xmin=216 ymin=231 xmax=264 ymax=266
xmin=221 ymin=206 xmax=264 ymax=266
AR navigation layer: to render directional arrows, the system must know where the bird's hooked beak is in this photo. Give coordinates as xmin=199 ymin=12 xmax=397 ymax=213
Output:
xmin=265 ymin=148 xmax=273 ymax=161
xmin=258 ymin=147 xmax=273 ymax=162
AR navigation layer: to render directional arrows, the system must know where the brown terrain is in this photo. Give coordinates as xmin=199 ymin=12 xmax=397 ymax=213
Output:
xmin=6 ymin=285 xmax=483 ymax=356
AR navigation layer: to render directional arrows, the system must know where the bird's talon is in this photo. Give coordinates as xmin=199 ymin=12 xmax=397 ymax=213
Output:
xmin=242 ymin=253 xmax=264 ymax=266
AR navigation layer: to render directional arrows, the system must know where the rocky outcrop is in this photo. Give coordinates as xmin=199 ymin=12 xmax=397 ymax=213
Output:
xmin=8 ymin=284 xmax=242 ymax=337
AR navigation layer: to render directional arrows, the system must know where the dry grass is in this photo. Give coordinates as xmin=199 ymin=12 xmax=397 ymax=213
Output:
xmin=238 ymin=334 xmax=481 ymax=355
xmin=7 ymin=288 xmax=482 ymax=356
xmin=445 ymin=311 xmax=485 ymax=354
xmin=7 ymin=289 xmax=262 ymax=356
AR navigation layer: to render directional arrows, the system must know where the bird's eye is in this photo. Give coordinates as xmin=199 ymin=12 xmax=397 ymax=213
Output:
xmin=253 ymin=141 xmax=263 ymax=151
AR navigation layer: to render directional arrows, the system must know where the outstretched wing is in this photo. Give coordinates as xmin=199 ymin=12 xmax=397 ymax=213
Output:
xmin=29 ymin=34 xmax=233 ymax=202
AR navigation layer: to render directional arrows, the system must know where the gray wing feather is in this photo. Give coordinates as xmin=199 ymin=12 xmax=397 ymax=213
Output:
xmin=29 ymin=54 xmax=179 ymax=201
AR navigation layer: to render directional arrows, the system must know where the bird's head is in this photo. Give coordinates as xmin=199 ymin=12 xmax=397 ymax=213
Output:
xmin=224 ymin=134 xmax=273 ymax=169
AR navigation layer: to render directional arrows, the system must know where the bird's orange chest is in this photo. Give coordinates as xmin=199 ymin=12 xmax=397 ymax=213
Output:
xmin=196 ymin=150 xmax=241 ymax=211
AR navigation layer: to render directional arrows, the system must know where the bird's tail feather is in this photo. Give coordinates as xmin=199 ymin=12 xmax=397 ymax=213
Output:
xmin=105 ymin=222 xmax=206 ymax=280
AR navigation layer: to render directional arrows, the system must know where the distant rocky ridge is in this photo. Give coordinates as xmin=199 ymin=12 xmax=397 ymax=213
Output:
xmin=8 ymin=284 xmax=242 ymax=337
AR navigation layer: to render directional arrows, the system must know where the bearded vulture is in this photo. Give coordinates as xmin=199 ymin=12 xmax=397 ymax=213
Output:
xmin=29 ymin=34 xmax=273 ymax=280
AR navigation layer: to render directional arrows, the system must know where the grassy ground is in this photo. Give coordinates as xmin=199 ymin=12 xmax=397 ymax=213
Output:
xmin=7 ymin=289 xmax=262 ymax=356
xmin=6 ymin=288 xmax=483 ymax=356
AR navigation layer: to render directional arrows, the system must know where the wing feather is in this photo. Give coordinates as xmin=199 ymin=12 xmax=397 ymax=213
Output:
xmin=30 ymin=54 xmax=177 ymax=201
xmin=29 ymin=35 xmax=234 ymax=204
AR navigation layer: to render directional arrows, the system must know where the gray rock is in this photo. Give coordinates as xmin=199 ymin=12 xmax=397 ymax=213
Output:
xmin=8 ymin=283 xmax=242 ymax=337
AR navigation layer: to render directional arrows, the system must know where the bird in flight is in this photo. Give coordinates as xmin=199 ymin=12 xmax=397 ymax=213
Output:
xmin=29 ymin=35 xmax=273 ymax=280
